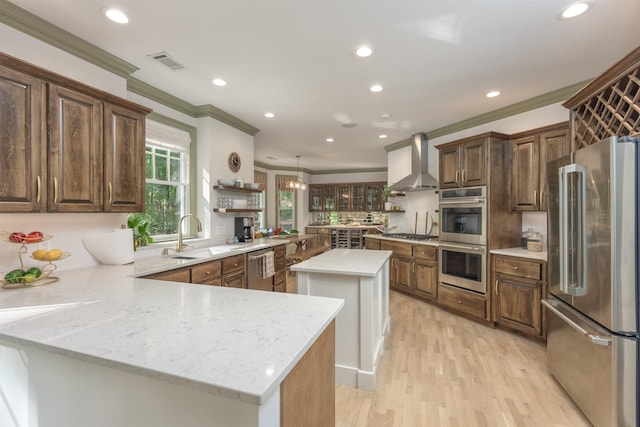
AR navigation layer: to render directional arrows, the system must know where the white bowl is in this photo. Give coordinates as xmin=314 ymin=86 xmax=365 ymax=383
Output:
xmin=218 ymin=178 xmax=235 ymax=186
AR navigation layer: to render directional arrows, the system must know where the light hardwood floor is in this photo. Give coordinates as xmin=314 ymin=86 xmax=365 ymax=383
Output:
xmin=333 ymin=290 xmax=592 ymax=427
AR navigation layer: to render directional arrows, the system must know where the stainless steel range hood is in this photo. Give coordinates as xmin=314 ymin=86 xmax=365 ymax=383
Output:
xmin=388 ymin=133 xmax=438 ymax=191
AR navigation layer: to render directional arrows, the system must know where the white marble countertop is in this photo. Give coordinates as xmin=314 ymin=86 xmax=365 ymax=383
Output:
xmin=490 ymin=247 xmax=548 ymax=262
xmin=364 ymin=233 xmax=439 ymax=247
xmin=0 ymin=244 xmax=344 ymax=405
xmin=291 ymin=248 xmax=392 ymax=276
xmin=132 ymin=238 xmax=288 ymax=277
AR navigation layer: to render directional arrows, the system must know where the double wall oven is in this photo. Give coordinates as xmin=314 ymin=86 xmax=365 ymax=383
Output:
xmin=439 ymin=186 xmax=487 ymax=294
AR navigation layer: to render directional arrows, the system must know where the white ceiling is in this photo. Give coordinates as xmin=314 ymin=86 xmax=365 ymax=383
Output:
xmin=9 ymin=0 xmax=640 ymax=171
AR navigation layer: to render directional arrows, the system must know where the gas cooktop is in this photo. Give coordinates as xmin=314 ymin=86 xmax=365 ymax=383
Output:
xmin=381 ymin=233 xmax=439 ymax=241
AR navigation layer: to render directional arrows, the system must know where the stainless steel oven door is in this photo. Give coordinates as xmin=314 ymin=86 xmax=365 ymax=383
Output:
xmin=439 ymin=200 xmax=486 ymax=245
xmin=439 ymin=243 xmax=486 ymax=294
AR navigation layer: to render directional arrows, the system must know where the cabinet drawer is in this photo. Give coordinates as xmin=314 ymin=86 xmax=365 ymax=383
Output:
xmin=365 ymin=239 xmax=381 ymax=250
xmin=191 ymin=260 xmax=221 ymax=283
xmin=413 ymin=245 xmax=437 ymax=261
xmin=199 ymin=277 xmax=222 ymax=287
xmin=495 ymin=255 xmax=541 ymax=280
xmin=222 ymin=254 xmax=245 ymax=274
xmin=274 ymin=245 xmax=286 ymax=259
xmin=222 ymin=271 xmax=245 ymax=288
xmin=274 ymin=270 xmax=286 ymax=287
xmin=145 ymin=267 xmax=191 ymax=283
xmin=275 ymin=256 xmax=287 ymax=272
xmin=438 ymin=284 xmax=486 ymax=319
xmin=381 ymin=240 xmax=412 ymax=257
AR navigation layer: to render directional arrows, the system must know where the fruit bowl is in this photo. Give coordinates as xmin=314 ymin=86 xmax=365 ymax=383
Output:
xmin=31 ymin=249 xmax=70 ymax=262
xmin=1 ymin=265 xmax=58 ymax=289
xmin=0 ymin=231 xmax=52 ymax=244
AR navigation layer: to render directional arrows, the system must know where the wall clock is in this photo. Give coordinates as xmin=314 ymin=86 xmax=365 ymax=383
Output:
xmin=228 ymin=152 xmax=241 ymax=172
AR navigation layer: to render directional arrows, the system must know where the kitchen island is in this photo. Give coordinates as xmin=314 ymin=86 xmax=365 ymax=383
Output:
xmin=0 ymin=258 xmax=343 ymax=427
xmin=291 ymin=248 xmax=392 ymax=391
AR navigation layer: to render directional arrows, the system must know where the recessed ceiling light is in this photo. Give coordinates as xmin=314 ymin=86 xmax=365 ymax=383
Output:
xmin=356 ymin=46 xmax=373 ymax=57
xmin=341 ymin=122 xmax=357 ymax=128
xmin=381 ymin=113 xmax=392 ymax=119
xmin=212 ymin=78 xmax=226 ymax=86
xmin=559 ymin=2 xmax=592 ymax=19
xmin=325 ymin=138 xmax=334 ymax=143
xmin=486 ymin=90 xmax=500 ymax=98
xmin=370 ymin=84 xmax=383 ymax=93
xmin=379 ymin=134 xmax=388 ymax=139
xmin=101 ymin=7 xmax=129 ymax=24
xmin=264 ymin=112 xmax=275 ymax=118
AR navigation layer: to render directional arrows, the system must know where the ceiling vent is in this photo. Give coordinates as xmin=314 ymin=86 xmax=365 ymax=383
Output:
xmin=147 ymin=52 xmax=185 ymax=70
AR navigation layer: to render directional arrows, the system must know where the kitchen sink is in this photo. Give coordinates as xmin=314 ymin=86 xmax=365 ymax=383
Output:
xmin=170 ymin=255 xmax=200 ymax=260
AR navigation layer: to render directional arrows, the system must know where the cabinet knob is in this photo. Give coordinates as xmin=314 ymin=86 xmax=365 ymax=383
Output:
xmin=205 ymin=271 xmax=210 ymax=275
xmin=457 ymin=300 xmax=462 ymax=304
xmin=513 ymin=266 xmax=519 ymax=270
xmin=233 ymin=263 xmax=238 ymax=267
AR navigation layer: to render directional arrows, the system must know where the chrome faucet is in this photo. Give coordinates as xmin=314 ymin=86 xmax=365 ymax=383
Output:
xmin=176 ymin=214 xmax=203 ymax=252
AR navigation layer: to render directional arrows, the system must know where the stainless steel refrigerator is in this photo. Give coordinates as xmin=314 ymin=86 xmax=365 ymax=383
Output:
xmin=543 ymin=136 xmax=639 ymax=427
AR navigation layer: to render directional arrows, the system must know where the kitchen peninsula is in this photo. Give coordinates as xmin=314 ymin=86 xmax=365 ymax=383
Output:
xmin=0 ymin=243 xmax=344 ymax=427
xmin=292 ymin=248 xmax=392 ymax=391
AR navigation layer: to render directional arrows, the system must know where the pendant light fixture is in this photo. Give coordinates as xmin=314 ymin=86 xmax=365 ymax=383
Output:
xmin=288 ymin=155 xmax=307 ymax=190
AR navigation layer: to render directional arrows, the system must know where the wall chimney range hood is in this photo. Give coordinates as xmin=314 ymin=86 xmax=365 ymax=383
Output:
xmin=387 ymin=133 xmax=438 ymax=191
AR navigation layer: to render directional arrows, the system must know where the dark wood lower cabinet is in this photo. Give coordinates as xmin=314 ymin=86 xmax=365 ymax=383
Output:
xmin=492 ymin=254 xmax=547 ymax=339
xmin=142 ymin=245 xmax=288 ymax=292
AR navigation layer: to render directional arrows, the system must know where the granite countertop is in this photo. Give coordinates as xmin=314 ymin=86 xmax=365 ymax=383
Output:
xmin=291 ymin=248 xmax=392 ymax=276
xmin=0 ymin=240 xmax=344 ymax=405
xmin=490 ymin=247 xmax=548 ymax=262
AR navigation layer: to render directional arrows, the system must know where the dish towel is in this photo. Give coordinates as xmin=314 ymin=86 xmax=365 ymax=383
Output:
xmin=261 ymin=251 xmax=275 ymax=279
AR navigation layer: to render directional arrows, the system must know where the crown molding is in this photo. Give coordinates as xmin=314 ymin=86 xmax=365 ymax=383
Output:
xmin=194 ymin=105 xmax=260 ymax=136
xmin=127 ymin=77 xmax=196 ymax=116
xmin=311 ymin=167 xmax=387 ymax=175
xmin=254 ymin=161 xmax=386 ymax=175
xmin=383 ymin=136 xmax=413 ymax=152
xmin=0 ymin=0 xmax=138 ymax=76
xmin=425 ymin=81 xmax=587 ymax=140
xmin=383 ymin=80 xmax=587 ymax=152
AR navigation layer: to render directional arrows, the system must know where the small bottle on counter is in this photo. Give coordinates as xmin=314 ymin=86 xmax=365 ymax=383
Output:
xmin=527 ymin=231 xmax=543 ymax=252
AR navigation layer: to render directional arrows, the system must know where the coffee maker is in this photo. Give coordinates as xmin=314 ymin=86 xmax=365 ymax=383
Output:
xmin=234 ymin=217 xmax=254 ymax=242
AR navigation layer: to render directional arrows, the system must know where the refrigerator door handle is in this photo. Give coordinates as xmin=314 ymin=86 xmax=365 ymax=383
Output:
xmin=558 ymin=163 xmax=588 ymax=296
xmin=542 ymin=299 xmax=611 ymax=347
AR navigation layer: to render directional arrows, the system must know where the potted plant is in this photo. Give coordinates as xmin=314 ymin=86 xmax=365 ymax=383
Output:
xmin=128 ymin=213 xmax=154 ymax=250
xmin=382 ymin=185 xmax=393 ymax=211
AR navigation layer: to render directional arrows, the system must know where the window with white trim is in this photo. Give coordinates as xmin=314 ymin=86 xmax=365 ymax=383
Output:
xmin=143 ymin=120 xmax=192 ymax=241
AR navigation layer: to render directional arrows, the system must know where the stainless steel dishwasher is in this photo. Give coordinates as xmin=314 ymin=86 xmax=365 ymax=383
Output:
xmin=247 ymin=248 xmax=274 ymax=291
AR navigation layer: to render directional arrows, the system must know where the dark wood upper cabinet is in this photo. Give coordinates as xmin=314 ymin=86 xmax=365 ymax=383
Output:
xmin=104 ymin=103 xmax=146 ymax=212
xmin=0 ymin=64 xmax=46 ymax=212
xmin=438 ymin=138 xmax=487 ymax=188
xmin=48 ymin=84 xmax=103 ymax=212
xmin=308 ymin=182 xmax=385 ymax=212
xmin=0 ymin=52 xmax=151 ymax=213
xmin=510 ymin=122 xmax=568 ymax=211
